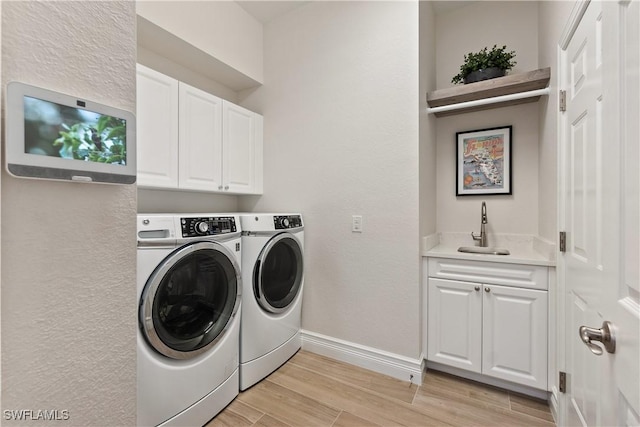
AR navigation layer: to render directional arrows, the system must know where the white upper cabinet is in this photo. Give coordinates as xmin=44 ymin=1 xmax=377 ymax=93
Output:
xmin=178 ymin=83 xmax=223 ymax=192
xmin=136 ymin=64 xmax=263 ymax=194
xmin=223 ymin=102 xmax=263 ymax=194
xmin=136 ymin=65 xmax=179 ymax=188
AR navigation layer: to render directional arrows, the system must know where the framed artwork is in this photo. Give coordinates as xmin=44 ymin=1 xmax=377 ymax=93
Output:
xmin=456 ymin=125 xmax=512 ymax=196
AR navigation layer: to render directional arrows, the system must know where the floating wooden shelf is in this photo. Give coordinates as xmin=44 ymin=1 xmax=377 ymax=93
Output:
xmin=426 ymin=67 xmax=551 ymax=117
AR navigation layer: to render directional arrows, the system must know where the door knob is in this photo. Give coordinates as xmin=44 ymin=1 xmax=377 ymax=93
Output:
xmin=579 ymin=321 xmax=615 ymax=355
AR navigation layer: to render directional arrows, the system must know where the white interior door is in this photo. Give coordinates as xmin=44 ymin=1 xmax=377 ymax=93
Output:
xmin=559 ymin=1 xmax=640 ymax=425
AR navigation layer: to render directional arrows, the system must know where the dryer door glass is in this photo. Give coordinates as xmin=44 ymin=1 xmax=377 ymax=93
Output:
xmin=140 ymin=241 xmax=240 ymax=359
xmin=255 ymin=233 xmax=303 ymax=314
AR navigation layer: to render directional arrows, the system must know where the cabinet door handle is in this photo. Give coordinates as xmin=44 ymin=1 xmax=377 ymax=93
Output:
xmin=484 ymin=287 xmax=490 ymax=292
xmin=218 ymin=185 xmax=223 ymax=190
xmin=224 ymin=185 xmax=229 ymax=190
xmin=474 ymin=286 xmax=480 ymax=291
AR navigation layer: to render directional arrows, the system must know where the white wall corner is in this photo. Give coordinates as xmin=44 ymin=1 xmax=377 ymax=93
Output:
xmin=533 ymin=235 xmax=556 ymax=262
xmin=422 ymin=233 xmax=440 ymax=253
xmin=301 ymin=330 xmax=424 ymax=385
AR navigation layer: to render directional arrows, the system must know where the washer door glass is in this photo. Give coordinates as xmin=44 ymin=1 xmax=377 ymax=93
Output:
xmin=140 ymin=241 xmax=240 ymax=360
xmin=254 ymin=233 xmax=303 ymax=314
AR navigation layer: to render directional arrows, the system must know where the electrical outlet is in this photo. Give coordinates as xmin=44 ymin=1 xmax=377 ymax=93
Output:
xmin=352 ymin=215 xmax=363 ymax=232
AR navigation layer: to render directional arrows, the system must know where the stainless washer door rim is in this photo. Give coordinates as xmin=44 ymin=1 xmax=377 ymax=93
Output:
xmin=140 ymin=241 xmax=242 ymax=360
xmin=254 ymin=232 xmax=303 ymax=314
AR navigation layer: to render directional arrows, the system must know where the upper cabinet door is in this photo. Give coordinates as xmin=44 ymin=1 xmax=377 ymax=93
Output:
xmin=223 ymin=101 xmax=263 ymax=194
xmin=136 ymin=65 xmax=263 ymax=195
xmin=136 ymin=64 xmax=179 ymax=188
xmin=179 ymin=83 xmax=223 ymax=192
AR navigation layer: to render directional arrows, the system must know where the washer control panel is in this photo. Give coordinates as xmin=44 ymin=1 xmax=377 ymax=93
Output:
xmin=181 ymin=216 xmax=237 ymax=237
xmin=274 ymin=215 xmax=303 ymax=230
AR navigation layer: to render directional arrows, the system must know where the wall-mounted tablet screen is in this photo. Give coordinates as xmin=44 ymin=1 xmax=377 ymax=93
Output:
xmin=5 ymin=81 xmax=136 ymax=184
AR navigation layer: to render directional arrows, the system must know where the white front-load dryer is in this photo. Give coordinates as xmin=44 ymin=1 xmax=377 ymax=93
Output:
xmin=137 ymin=214 xmax=242 ymax=426
xmin=239 ymin=213 xmax=304 ymax=390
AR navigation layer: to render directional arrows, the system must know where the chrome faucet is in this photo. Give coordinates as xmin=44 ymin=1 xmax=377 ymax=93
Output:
xmin=471 ymin=201 xmax=488 ymax=247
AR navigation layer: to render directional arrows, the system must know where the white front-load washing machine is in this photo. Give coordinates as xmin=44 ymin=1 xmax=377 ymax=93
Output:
xmin=239 ymin=213 xmax=304 ymax=390
xmin=137 ymin=214 xmax=242 ymax=426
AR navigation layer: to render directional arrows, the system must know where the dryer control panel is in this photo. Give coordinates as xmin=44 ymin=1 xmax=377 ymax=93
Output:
xmin=274 ymin=215 xmax=303 ymax=230
xmin=181 ymin=216 xmax=237 ymax=237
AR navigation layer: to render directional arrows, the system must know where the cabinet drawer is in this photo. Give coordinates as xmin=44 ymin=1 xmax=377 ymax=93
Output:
xmin=427 ymin=258 xmax=548 ymax=290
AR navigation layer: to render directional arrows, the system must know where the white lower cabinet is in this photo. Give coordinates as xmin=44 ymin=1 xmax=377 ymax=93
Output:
xmin=136 ymin=64 xmax=263 ymax=194
xmin=428 ymin=278 xmax=483 ymax=373
xmin=427 ymin=258 xmax=548 ymax=390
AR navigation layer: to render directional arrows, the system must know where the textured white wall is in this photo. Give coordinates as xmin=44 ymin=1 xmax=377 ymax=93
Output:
xmin=137 ymin=1 xmax=263 ymax=83
xmin=1 ymin=2 xmax=137 ymax=425
xmin=0 ymin=0 xmax=3 ymax=417
xmin=436 ymin=103 xmax=540 ymax=234
xmin=537 ymin=0 xmax=574 ymax=241
xmin=419 ymin=0 xmax=437 ymax=366
xmin=420 ymin=2 xmax=437 ymax=239
xmin=436 ymin=1 xmax=539 ymax=89
xmin=240 ymin=1 xmax=421 ymax=358
xmin=137 ymin=46 xmax=239 ymax=103
xmin=138 ymin=188 xmax=239 ymax=214
xmin=434 ymin=1 xmax=541 ymax=235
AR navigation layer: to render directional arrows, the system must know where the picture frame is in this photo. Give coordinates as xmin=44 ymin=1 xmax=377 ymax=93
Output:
xmin=456 ymin=125 xmax=512 ymax=196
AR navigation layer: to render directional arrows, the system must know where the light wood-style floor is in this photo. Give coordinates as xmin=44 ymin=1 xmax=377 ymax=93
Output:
xmin=208 ymin=351 xmax=555 ymax=427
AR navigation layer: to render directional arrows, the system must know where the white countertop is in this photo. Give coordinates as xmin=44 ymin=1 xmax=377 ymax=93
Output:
xmin=422 ymin=232 xmax=556 ymax=267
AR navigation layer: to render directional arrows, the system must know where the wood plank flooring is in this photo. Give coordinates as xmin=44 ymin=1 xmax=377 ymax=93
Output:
xmin=208 ymin=351 xmax=555 ymax=427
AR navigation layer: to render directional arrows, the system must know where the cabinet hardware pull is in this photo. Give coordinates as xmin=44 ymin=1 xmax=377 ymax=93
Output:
xmin=485 ymin=287 xmax=490 ymax=292
xmin=474 ymin=286 xmax=480 ymax=291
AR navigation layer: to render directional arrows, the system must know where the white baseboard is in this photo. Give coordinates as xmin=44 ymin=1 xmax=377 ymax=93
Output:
xmin=300 ymin=330 xmax=424 ymax=385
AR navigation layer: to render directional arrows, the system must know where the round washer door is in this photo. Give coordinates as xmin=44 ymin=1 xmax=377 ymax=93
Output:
xmin=254 ymin=233 xmax=303 ymax=314
xmin=140 ymin=241 xmax=241 ymax=360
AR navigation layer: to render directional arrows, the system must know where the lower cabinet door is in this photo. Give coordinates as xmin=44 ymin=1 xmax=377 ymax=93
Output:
xmin=482 ymin=284 xmax=548 ymax=389
xmin=427 ymin=278 xmax=482 ymax=373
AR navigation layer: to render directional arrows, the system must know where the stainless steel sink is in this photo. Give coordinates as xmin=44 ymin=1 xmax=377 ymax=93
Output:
xmin=457 ymin=246 xmax=510 ymax=255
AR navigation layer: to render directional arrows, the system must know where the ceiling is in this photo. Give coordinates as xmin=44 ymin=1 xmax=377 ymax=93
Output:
xmin=237 ymin=1 xmax=477 ymax=24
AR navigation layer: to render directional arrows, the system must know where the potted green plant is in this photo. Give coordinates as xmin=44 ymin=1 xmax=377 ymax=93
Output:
xmin=451 ymin=45 xmax=517 ymax=85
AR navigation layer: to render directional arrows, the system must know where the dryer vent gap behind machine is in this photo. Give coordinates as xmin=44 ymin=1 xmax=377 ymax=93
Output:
xmin=239 ymin=213 xmax=304 ymax=390
xmin=137 ymin=214 xmax=242 ymax=427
